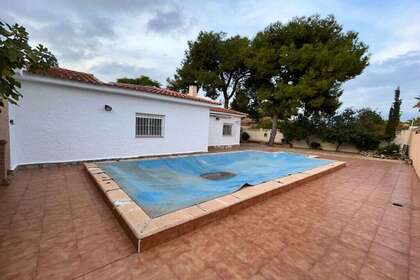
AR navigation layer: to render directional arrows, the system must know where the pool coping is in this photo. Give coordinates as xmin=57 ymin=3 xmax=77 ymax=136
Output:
xmin=84 ymin=154 xmax=346 ymax=253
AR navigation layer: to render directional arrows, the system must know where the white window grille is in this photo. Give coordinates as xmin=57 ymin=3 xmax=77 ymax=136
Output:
xmin=223 ymin=123 xmax=233 ymax=136
xmin=135 ymin=113 xmax=164 ymax=137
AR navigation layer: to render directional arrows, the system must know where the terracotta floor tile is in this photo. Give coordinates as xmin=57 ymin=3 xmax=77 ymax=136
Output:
xmin=167 ymin=250 xmax=206 ymax=279
xmin=212 ymin=253 xmax=255 ymax=279
xmin=338 ymin=230 xmax=372 ymax=252
xmin=155 ymin=238 xmax=191 ymax=260
xmin=137 ymin=264 xmax=177 ymax=280
xmin=259 ymin=257 xmax=309 ymax=280
xmin=312 ymin=241 xmax=366 ymax=279
xmin=38 ymin=240 xmax=78 ymax=267
xmin=277 ymin=246 xmax=316 ymax=272
xmin=411 ymin=237 xmax=420 ymax=259
xmin=381 ymin=214 xmax=411 ymax=234
xmin=1 ymin=145 xmax=419 ymax=279
xmin=366 ymin=253 xmax=408 ymax=280
xmin=410 ymin=262 xmax=420 ymax=280
xmin=359 ymin=265 xmax=394 ymax=280
xmin=0 ymin=253 xmax=38 ymax=280
xmin=374 ymin=227 xmax=410 ymax=254
xmin=369 ymin=241 xmax=409 ymax=267
xmin=35 ymin=258 xmax=76 ymax=280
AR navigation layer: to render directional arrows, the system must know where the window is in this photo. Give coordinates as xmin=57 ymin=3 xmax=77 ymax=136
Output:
xmin=223 ymin=123 xmax=233 ymax=136
xmin=135 ymin=113 xmax=164 ymax=137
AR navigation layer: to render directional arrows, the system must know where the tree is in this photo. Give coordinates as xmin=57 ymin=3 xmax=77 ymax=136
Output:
xmin=283 ymin=108 xmax=385 ymax=151
xmin=230 ymin=82 xmax=261 ymax=120
xmin=167 ymin=31 xmax=251 ymax=108
xmin=117 ymin=75 xmax=161 ymax=87
xmin=415 ymin=95 xmax=420 ymax=111
xmin=322 ymin=108 xmax=357 ymax=151
xmin=281 ymin=114 xmax=326 ymax=146
xmin=351 ymin=108 xmax=385 ymax=151
xmin=384 ymin=87 xmax=402 ymax=141
xmin=407 ymin=117 xmax=420 ymax=126
xmin=250 ymin=15 xmax=369 ymax=145
xmin=0 ymin=21 xmax=57 ymax=110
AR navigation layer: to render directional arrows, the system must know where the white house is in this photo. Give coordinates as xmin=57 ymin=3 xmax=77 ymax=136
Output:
xmin=208 ymin=107 xmax=245 ymax=147
xmin=3 ymin=67 xmax=246 ymax=170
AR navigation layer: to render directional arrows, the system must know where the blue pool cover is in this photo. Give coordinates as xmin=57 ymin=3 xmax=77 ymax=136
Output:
xmin=98 ymin=151 xmax=332 ymax=218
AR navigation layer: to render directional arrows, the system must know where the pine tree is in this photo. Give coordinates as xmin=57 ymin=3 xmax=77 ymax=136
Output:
xmin=384 ymin=87 xmax=402 ymax=141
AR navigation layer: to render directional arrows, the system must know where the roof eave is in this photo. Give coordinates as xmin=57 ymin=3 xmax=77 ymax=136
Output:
xmin=17 ymin=72 xmax=219 ymax=108
xmin=210 ymin=112 xmax=247 ymax=118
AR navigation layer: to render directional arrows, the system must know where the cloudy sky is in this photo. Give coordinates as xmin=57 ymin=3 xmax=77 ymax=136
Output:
xmin=2 ymin=0 xmax=419 ymax=120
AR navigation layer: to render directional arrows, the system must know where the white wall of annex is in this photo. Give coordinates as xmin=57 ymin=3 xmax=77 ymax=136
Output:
xmin=208 ymin=115 xmax=241 ymax=147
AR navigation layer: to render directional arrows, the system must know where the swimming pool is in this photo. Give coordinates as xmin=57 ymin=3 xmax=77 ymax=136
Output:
xmin=98 ymin=151 xmax=332 ymax=218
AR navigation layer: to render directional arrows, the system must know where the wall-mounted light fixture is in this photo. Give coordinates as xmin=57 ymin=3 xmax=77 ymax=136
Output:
xmin=104 ymin=105 xmax=112 ymax=112
xmin=215 ymin=117 xmax=220 ymax=120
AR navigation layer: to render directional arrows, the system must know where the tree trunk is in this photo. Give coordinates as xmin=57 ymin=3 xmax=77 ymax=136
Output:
xmin=224 ymin=98 xmax=229 ymax=109
xmin=305 ymin=137 xmax=311 ymax=147
xmin=335 ymin=142 xmax=342 ymax=152
xmin=268 ymin=114 xmax=278 ymax=146
xmin=223 ymin=89 xmax=230 ymax=108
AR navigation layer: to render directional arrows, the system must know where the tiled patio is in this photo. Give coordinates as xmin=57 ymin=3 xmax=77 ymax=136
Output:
xmin=1 ymin=145 xmax=420 ymax=279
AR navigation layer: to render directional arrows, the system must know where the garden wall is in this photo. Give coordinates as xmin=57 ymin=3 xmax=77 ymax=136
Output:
xmin=409 ymin=129 xmax=420 ymax=178
xmin=243 ymin=127 xmax=412 ymax=154
xmin=0 ymin=101 xmax=10 ymax=184
xmin=290 ymin=139 xmax=359 ymax=153
xmin=243 ymin=128 xmax=284 ymax=144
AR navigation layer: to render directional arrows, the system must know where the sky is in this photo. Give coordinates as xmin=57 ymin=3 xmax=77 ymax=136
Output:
xmin=2 ymin=0 xmax=419 ymax=120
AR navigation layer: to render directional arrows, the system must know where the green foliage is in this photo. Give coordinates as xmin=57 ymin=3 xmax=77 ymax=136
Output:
xmin=322 ymin=108 xmax=357 ymax=151
xmin=241 ymin=131 xmax=250 ymax=141
xmin=377 ymin=143 xmax=401 ymax=156
xmin=249 ymin=15 xmax=369 ymax=145
xmin=310 ymin=142 xmax=321 ymax=149
xmin=230 ymin=87 xmax=261 ymax=120
xmin=284 ymin=108 xmax=385 ymax=151
xmin=0 ymin=21 xmax=58 ymax=108
xmin=117 ymin=75 xmax=161 ymax=87
xmin=384 ymin=87 xmax=402 ymax=141
xmin=349 ymin=109 xmax=386 ymax=151
xmin=280 ymin=114 xmax=327 ymax=145
xmin=255 ymin=117 xmax=280 ymax=129
xmin=167 ymin=31 xmax=251 ymax=108
xmin=407 ymin=117 xmax=420 ymax=126
xmin=415 ymin=95 xmax=420 ymax=111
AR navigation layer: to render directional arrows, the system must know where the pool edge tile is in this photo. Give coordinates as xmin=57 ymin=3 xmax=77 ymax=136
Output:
xmin=84 ymin=158 xmax=347 ymax=254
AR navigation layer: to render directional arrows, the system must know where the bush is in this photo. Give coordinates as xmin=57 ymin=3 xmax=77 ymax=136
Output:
xmin=378 ymin=143 xmax=400 ymax=156
xmin=310 ymin=142 xmax=321 ymax=149
xmin=351 ymin=131 xmax=382 ymax=151
xmin=241 ymin=132 xmax=250 ymax=142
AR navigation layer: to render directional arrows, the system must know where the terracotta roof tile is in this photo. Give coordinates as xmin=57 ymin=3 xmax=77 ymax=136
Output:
xmin=31 ymin=67 xmax=102 ymax=84
xmin=210 ymin=107 xmax=247 ymax=116
xmin=27 ymin=67 xmax=220 ymax=105
xmin=108 ymin=82 xmax=218 ymax=105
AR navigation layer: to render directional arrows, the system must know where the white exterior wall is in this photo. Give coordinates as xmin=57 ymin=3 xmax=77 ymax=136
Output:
xmin=242 ymin=128 xmax=284 ymax=144
xmin=9 ymin=80 xmax=210 ymax=169
xmin=208 ymin=115 xmax=241 ymax=146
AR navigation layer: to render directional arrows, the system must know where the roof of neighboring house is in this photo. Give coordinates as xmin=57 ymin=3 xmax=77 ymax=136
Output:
xmin=210 ymin=107 xmax=247 ymax=117
xmin=26 ymin=67 xmax=220 ymax=105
